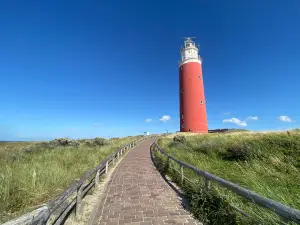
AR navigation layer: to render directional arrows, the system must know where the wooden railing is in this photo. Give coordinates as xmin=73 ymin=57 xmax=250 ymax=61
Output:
xmin=151 ymin=141 xmax=300 ymax=224
xmin=3 ymin=136 xmax=149 ymax=225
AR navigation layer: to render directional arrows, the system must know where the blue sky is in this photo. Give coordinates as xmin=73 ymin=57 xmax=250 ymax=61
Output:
xmin=0 ymin=0 xmax=299 ymax=140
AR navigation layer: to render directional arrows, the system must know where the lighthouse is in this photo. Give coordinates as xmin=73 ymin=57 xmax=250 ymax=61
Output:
xmin=179 ymin=37 xmax=208 ymax=133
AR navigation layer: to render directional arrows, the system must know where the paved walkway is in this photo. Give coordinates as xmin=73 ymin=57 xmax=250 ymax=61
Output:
xmin=93 ymin=138 xmax=201 ymax=225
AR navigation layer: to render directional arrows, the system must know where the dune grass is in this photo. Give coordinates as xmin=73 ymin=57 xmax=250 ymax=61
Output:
xmin=0 ymin=136 xmax=137 ymax=223
xmin=155 ymin=130 xmax=300 ymax=224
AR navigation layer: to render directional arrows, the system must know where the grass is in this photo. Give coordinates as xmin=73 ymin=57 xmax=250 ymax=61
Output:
xmin=155 ymin=130 xmax=300 ymax=224
xmin=0 ymin=136 xmax=139 ymax=223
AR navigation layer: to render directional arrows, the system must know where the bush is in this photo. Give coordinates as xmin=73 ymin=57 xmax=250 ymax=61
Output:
xmin=69 ymin=140 xmax=80 ymax=148
xmin=50 ymin=138 xmax=71 ymax=147
xmin=94 ymin=137 xmax=107 ymax=146
xmin=83 ymin=140 xmax=96 ymax=147
xmin=222 ymin=143 xmax=251 ymax=161
xmin=110 ymin=137 xmax=119 ymax=142
xmin=173 ymin=135 xmax=186 ymax=143
xmin=183 ymin=183 xmax=238 ymax=225
xmin=22 ymin=145 xmax=37 ymax=153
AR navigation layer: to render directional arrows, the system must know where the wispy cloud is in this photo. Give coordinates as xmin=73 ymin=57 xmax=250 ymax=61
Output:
xmin=159 ymin=115 xmax=171 ymax=122
xmin=92 ymin=122 xmax=101 ymax=127
xmin=71 ymin=128 xmax=77 ymax=132
xmin=223 ymin=118 xmax=247 ymax=127
xmin=222 ymin=112 xmax=231 ymax=116
xmin=278 ymin=116 xmax=294 ymax=123
xmin=145 ymin=118 xmax=152 ymax=123
xmin=246 ymin=116 xmax=259 ymax=121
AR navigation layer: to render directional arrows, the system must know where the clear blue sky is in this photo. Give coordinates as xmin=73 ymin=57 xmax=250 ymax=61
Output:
xmin=0 ymin=0 xmax=299 ymax=140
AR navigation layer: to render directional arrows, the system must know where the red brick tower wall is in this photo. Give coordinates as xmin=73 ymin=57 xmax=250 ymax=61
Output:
xmin=179 ymin=61 xmax=208 ymax=132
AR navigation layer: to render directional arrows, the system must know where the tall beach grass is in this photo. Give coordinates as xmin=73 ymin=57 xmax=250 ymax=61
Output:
xmin=0 ymin=136 xmax=137 ymax=223
xmin=155 ymin=130 xmax=300 ymax=224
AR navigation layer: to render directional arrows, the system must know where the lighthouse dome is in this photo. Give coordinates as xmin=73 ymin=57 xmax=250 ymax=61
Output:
xmin=179 ymin=37 xmax=201 ymax=66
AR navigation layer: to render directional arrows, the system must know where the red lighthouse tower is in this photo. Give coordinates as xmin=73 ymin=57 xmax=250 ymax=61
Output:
xmin=179 ymin=37 xmax=208 ymax=133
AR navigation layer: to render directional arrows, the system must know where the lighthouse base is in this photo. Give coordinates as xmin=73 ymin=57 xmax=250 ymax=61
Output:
xmin=180 ymin=129 xmax=208 ymax=133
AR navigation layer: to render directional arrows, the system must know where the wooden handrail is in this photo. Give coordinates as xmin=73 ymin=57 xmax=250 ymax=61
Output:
xmin=3 ymin=136 xmax=151 ymax=225
xmin=151 ymin=141 xmax=300 ymax=224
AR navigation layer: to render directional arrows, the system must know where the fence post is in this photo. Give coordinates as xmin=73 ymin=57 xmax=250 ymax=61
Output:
xmin=95 ymin=169 xmax=101 ymax=186
xmin=105 ymin=161 xmax=108 ymax=174
xmin=76 ymin=183 xmax=84 ymax=218
xmin=205 ymin=178 xmax=211 ymax=189
xmin=112 ymin=155 xmax=115 ymax=165
xmin=164 ymin=156 xmax=170 ymax=173
xmin=181 ymin=165 xmax=184 ymax=185
xmin=117 ymin=151 xmax=120 ymax=159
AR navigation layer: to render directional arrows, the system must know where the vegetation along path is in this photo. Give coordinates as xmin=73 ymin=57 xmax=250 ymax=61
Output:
xmin=91 ymin=138 xmax=200 ymax=225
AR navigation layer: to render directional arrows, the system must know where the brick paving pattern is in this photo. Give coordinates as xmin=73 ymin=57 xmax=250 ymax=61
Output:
xmin=94 ymin=138 xmax=201 ymax=225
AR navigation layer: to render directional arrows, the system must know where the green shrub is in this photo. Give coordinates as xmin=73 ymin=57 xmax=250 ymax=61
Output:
xmin=50 ymin=138 xmax=71 ymax=146
xmin=110 ymin=137 xmax=119 ymax=142
xmin=94 ymin=137 xmax=107 ymax=146
xmin=222 ymin=143 xmax=251 ymax=161
xmin=173 ymin=135 xmax=186 ymax=143
xmin=69 ymin=140 xmax=80 ymax=148
xmin=183 ymin=183 xmax=239 ymax=225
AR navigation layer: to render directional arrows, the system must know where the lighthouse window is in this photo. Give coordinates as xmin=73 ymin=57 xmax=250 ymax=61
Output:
xmin=198 ymin=75 xmax=201 ymax=79
xmin=182 ymin=124 xmax=184 ymax=128
xmin=200 ymin=100 xmax=203 ymax=104
xmin=181 ymin=89 xmax=184 ymax=93
xmin=181 ymin=114 xmax=184 ymax=119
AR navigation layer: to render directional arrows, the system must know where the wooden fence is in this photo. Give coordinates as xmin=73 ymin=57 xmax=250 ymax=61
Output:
xmin=3 ymin=136 xmax=149 ymax=225
xmin=150 ymin=141 xmax=300 ymax=224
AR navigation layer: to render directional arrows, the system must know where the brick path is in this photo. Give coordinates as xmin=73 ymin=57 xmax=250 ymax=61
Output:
xmin=93 ymin=138 xmax=201 ymax=225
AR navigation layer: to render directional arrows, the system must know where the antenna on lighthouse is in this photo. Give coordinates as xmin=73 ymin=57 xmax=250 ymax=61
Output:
xmin=180 ymin=37 xmax=197 ymax=50
xmin=180 ymin=37 xmax=196 ymax=40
